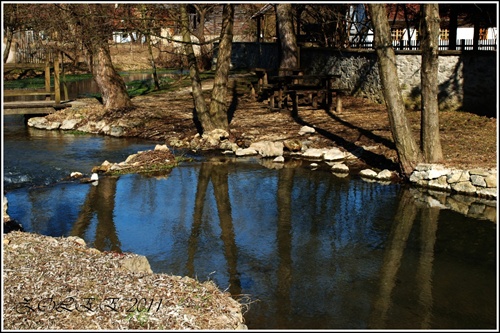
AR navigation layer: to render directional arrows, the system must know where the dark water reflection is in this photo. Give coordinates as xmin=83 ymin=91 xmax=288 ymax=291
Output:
xmin=5 ymin=157 xmax=497 ymax=329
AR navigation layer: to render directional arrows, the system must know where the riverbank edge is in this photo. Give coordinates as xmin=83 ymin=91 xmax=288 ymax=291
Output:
xmin=24 ymin=101 xmax=497 ymax=222
xmin=2 ymin=230 xmax=248 ymax=330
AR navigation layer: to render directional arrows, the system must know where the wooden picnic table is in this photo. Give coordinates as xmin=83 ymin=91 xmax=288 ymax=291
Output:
xmin=251 ymin=67 xmax=304 ymax=96
xmin=266 ymin=73 xmax=344 ymax=112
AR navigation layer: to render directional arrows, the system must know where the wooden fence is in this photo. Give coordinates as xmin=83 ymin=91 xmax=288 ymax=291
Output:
xmin=14 ymin=47 xmax=55 ymax=64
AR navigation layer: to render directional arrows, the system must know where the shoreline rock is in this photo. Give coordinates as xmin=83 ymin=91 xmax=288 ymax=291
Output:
xmin=24 ymin=101 xmax=497 ymax=200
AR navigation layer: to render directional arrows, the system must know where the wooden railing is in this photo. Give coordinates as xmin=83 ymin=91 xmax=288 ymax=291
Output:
xmin=347 ymin=38 xmax=497 ymax=51
xmin=3 ymin=52 xmax=73 ymax=116
xmin=15 ymin=47 xmax=55 ymax=64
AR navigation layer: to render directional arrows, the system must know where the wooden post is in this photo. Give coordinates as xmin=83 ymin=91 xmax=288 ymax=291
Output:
xmin=336 ymin=92 xmax=343 ymax=113
xmin=53 ymin=51 xmax=61 ymax=104
xmin=44 ymin=55 xmax=51 ymax=101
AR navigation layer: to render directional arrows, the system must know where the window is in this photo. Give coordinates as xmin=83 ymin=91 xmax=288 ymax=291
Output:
xmin=439 ymin=29 xmax=449 ymax=40
xmin=391 ymin=28 xmax=405 ymax=41
xmin=479 ymin=28 xmax=488 ymax=40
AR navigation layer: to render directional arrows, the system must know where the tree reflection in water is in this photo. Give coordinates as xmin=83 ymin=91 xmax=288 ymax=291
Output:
xmin=188 ymin=160 xmax=241 ymax=297
xmin=70 ymin=176 xmax=121 ymax=253
xmin=7 ymin=160 xmax=495 ymax=329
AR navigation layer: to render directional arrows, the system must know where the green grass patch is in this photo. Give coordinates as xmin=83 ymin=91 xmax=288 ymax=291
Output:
xmin=4 ymin=68 xmax=224 ymax=98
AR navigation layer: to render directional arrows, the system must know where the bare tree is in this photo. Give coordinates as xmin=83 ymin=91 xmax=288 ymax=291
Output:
xmin=18 ymin=4 xmax=134 ymax=111
xmin=420 ymin=3 xmax=443 ymax=162
xmin=368 ymin=4 xmax=422 ymax=177
xmin=181 ymin=4 xmax=210 ymax=128
xmin=192 ymin=4 xmax=218 ymax=71
xmin=63 ymin=4 xmax=133 ymax=110
xmin=181 ymin=4 xmax=234 ymax=133
xmin=208 ymin=4 xmax=234 ymax=131
xmin=2 ymin=4 xmax=22 ymax=63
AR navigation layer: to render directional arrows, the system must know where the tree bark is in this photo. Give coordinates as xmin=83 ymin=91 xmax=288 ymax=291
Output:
xmin=193 ymin=5 xmax=215 ymax=71
xmin=3 ymin=28 xmax=14 ymax=64
xmin=70 ymin=4 xmax=133 ymax=111
xmin=368 ymin=4 xmax=421 ymax=177
xmin=3 ymin=4 xmax=18 ymax=64
xmin=276 ymin=3 xmax=299 ymax=72
xmin=208 ymin=4 xmax=234 ymax=132
xmin=420 ymin=4 xmax=443 ymax=162
xmin=88 ymin=43 xmax=133 ymax=110
xmin=180 ymin=4 xmax=210 ymax=133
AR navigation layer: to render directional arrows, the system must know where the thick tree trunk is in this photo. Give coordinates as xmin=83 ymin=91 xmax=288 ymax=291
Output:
xmin=208 ymin=4 xmax=234 ymax=132
xmin=420 ymin=4 xmax=443 ymax=162
xmin=276 ymin=3 xmax=299 ymax=72
xmin=89 ymin=43 xmax=133 ymax=110
xmin=3 ymin=29 xmax=14 ymax=64
xmin=180 ymin=4 xmax=210 ymax=133
xmin=368 ymin=4 xmax=421 ymax=177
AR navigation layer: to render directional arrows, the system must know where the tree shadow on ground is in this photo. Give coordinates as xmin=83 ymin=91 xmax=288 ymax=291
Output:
xmin=291 ymin=106 xmax=400 ymax=172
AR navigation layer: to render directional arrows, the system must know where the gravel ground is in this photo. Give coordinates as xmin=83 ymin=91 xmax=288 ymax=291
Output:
xmin=3 ymin=231 xmax=248 ymax=330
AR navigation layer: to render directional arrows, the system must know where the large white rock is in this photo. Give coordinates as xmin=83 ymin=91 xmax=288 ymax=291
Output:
xmin=323 ymin=148 xmax=345 ymax=161
xmin=426 ymin=166 xmax=451 ymax=180
xmin=60 ymin=119 xmax=80 ymax=130
xmin=447 ymin=170 xmax=470 ymax=183
xmin=302 ymin=148 xmax=324 ymax=159
xmin=331 ymin=162 xmax=349 ymax=173
xmin=451 ymin=181 xmax=476 ymax=194
xmin=376 ymin=169 xmax=394 ymax=180
xmin=154 ymin=144 xmax=170 ymax=151
xmin=249 ymin=141 xmax=284 ymax=157
xmin=235 ymin=148 xmax=258 ymax=156
xmin=359 ymin=169 xmax=378 ymax=179
xmin=298 ymin=125 xmax=315 ymax=135
xmin=27 ymin=117 xmax=61 ymax=130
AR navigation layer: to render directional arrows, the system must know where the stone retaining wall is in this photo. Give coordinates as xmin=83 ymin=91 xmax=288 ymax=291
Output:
xmin=409 ymin=163 xmax=497 ymax=200
xmin=225 ymin=44 xmax=496 ymax=117
xmin=301 ymin=48 xmax=496 ymax=117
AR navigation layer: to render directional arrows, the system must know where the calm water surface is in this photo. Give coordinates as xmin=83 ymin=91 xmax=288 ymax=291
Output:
xmin=3 ymin=115 xmax=497 ymax=329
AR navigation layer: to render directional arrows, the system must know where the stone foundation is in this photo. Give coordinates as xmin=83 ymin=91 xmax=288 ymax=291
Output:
xmin=409 ymin=163 xmax=497 ymax=200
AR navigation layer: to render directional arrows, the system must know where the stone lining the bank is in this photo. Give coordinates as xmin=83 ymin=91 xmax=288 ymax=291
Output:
xmin=409 ymin=163 xmax=497 ymax=200
xmin=25 ymin=116 xmax=497 ymax=222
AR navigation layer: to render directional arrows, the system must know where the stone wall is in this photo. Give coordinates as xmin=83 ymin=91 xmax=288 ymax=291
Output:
xmin=223 ymin=44 xmax=497 ymax=117
xmin=409 ymin=163 xmax=497 ymax=200
xmin=301 ymin=48 xmax=497 ymax=117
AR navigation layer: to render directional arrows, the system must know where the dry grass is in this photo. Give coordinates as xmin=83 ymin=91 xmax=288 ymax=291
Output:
xmin=3 ymin=231 xmax=248 ymax=330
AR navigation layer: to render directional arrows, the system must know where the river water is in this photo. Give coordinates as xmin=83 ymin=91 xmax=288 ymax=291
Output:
xmin=2 ymin=106 xmax=498 ymax=328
